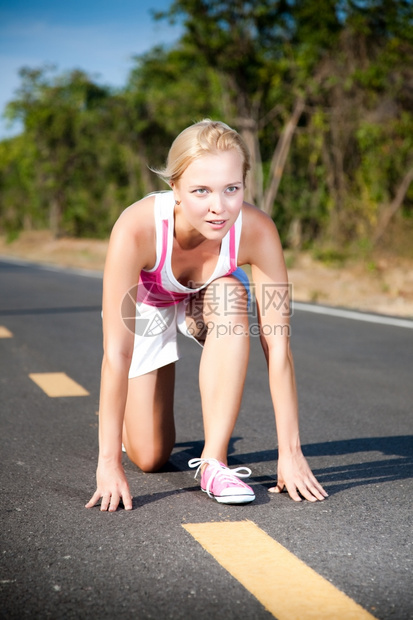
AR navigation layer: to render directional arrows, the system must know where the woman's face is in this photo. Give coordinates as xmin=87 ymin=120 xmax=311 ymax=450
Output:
xmin=172 ymin=149 xmax=244 ymax=241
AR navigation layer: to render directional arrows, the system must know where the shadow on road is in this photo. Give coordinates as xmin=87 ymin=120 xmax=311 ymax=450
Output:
xmin=172 ymin=435 xmax=413 ymax=497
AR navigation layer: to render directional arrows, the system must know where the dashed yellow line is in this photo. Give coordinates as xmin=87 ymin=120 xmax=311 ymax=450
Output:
xmin=183 ymin=521 xmax=376 ymax=620
xmin=0 ymin=326 xmax=13 ymax=338
xmin=29 ymin=372 xmax=89 ymax=397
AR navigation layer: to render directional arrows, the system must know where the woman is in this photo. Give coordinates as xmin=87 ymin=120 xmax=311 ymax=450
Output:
xmin=86 ymin=119 xmax=327 ymax=512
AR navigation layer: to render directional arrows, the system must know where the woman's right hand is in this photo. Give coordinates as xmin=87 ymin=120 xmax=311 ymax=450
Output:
xmin=85 ymin=459 xmax=133 ymax=512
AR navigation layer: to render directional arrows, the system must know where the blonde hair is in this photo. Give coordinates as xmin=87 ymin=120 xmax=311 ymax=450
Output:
xmin=153 ymin=119 xmax=250 ymax=185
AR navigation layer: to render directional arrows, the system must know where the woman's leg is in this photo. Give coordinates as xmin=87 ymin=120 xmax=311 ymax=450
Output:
xmin=122 ymin=362 xmax=176 ymax=472
xmin=186 ymin=276 xmax=250 ymax=464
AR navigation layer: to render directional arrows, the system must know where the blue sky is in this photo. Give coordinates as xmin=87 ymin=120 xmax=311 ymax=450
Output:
xmin=0 ymin=0 xmax=181 ymax=138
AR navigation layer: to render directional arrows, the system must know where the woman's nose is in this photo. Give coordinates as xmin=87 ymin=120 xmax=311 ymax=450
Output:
xmin=210 ymin=195 xmax=224 ymax=214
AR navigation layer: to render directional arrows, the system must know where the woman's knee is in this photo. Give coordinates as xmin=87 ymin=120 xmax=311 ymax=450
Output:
xmin=123 ymin=364 xmax=176 ymax=471
xmin=126 ymin=438 xmax=174 ymax=473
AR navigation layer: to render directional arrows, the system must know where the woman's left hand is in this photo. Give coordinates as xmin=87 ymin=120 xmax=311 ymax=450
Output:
xmin=269 ymin=451 xmax=328 ymax=502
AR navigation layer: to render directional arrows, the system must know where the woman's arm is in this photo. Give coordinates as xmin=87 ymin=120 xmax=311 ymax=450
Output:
xmin=86 ymin=198 xmax=156 ymax=511
xmin=240 ymin=204 xmax=327 ymax=502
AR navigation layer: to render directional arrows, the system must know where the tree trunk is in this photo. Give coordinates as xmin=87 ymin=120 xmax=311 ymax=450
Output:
xmin=237 ymin=116 xmax=263 ymax=207
xmin=373 ymin=166 xmax=413 ymax=245
xmin=49 ymin=195 xmax=62 ymax=238
xmin=262 ymin=98 xmax=305 ymax=216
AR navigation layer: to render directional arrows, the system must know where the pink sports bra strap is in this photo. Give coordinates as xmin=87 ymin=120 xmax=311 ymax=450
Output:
xmin=225 ymin=224 xmax=237 ymax=274
xmin=138 ymin=217 xmax=188 ymax=307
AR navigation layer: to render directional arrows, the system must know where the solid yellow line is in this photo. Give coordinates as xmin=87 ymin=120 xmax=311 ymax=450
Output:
xmin=0 ymin=326 xmax=13 ymax=338
xmin=183 ymin=521 xmax=376 ymax=620
xmin=29 ymin=372 xmax=89 ymax=397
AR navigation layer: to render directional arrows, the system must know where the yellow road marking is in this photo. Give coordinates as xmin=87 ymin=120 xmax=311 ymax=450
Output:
xmin=0 ymin=326 xmax=13 ymax=338
xmin=183 ymin=521 xmax=376 ymax=620
xmin=29 ymin=372 xmax=89 ymax=397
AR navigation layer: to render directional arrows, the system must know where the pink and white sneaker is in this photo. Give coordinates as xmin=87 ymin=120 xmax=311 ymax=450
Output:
xmin=188 ymin=458 xmax=255 ymax=504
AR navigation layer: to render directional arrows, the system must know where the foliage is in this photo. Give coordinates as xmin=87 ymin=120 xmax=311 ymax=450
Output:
xmin=0 ymin=0 xmax=412 ymax=249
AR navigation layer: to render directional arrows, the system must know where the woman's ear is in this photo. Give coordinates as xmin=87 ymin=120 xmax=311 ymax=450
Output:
xmin=170 ymin=182 xmax=181 ymax=205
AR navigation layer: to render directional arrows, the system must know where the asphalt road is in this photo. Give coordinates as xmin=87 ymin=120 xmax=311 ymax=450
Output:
xmin=1 ymin=257 xmax=412 ymax=619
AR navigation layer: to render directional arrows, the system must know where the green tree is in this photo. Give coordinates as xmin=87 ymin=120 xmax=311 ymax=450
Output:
xmin=155 ymin=0 xmax=342 ymax=213
xmin=311 ymin=0 xmax=413 ymax=244
xmin=1 ymin=0 xmax=412 ymax=249
xmin=4 ymin=67 xmax=119 ymax=237
xmin=154 ymin=0 xmax=413 ymax=248
xmin=123 ymin=44 xmax=225 ymax=179
xmin=0 ymin=135 xmax=41 ymax=234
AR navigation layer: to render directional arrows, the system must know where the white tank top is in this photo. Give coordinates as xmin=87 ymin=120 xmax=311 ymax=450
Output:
xmin=138 ymin=191 xmax=243 ymax=307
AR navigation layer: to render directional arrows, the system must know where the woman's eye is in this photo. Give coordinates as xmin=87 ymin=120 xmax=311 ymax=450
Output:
xmin=193 ymin=188 xmax=208 ymax=195
xmin=226 ymin=186 xmax=239 ymax=193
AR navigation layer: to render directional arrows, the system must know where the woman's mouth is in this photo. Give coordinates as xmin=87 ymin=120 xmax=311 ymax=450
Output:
xmin=207 ymin=219 xmax=226 ymax=228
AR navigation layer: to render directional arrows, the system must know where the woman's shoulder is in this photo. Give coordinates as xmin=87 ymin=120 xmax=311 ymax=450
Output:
xmin=105 ymin=194 xmax=160 ymax=270
xmin=117 ymin=191 xmax=173 ymax=229
xmin=108 ymin=194 xmax=158 ymax=253
xmin=239 ymin=202 xmax=282 ymax=264
xmin=118 ymin=193 xmax=155 ymax=222
xmin=241 ymin=202 xmax=278 ymax=236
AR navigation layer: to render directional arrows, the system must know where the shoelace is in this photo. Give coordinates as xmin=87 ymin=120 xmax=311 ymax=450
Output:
xmin=188 ymin=458 xmax=252 ymax=498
